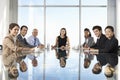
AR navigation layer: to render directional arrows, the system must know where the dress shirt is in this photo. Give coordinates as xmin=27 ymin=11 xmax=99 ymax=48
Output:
xmin=27 ymin=35 xmax=41 ymax=47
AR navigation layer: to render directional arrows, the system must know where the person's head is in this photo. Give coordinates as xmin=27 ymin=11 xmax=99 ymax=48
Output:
xmin=19 ymin=61 xmax=27 ymax=72
xmin=92 ymin=25 xmax=102 ymax=37
xmin=105 ymin=26 xmax=114 ymax=39
xmin=84 ymin=58 xmax=91 ymax=68
xmin=20 ymin=25 xmax=28 ymax=36
xmin=60 ymin=28 xmax=67 ymax=37
xmin=32 ymin=29 xmax=38 ymax=37
xmin=32 ymin=58 xmax=38 ymax=67
xmin=104 ymin=65 xmax=114 ymax=78
xmin=9 ymin=23 xmax=20 ymax=37
xmin=84 ymin=28 xmax=91 ymax=38
xmin=104 ymin=71 xmax=113 ymax=78
xmin=60 ymin=57 xmax=66 ymax=68
xmin=8 ymin=66 xmax=19 ymax=79
xmin=92 ymin=66 xmax=102 ymax=74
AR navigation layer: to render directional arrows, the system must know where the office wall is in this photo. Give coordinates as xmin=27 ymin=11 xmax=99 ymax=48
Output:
xmin=116 ymin=0 xmax=120 ymax=45
xmin=0 ymin=0 xmax=9 ymax=44
xmin=116 ymin=0 xmax=120 ymax=80
xmin=0 ymin=0 xmax=18 ymax=44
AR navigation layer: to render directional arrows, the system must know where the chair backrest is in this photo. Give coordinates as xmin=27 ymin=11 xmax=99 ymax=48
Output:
xmin=118 ymin=46 xmax=120 ymax=56
xmin=0 ymin=45 xmax=2 ymax=50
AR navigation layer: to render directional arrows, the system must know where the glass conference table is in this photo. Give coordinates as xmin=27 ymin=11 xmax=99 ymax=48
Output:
xmin=0 ymin=48 xmax=118 ymax=80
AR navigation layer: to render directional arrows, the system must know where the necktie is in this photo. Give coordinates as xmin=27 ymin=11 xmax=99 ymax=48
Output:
xmin=34 ymin=38 xmax=36 ymax=46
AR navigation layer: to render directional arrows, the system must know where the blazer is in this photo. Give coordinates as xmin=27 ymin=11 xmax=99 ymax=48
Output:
xmin=99 ymin=36 xmax=118 ymax=55
xmin=83 ymin=37 xmax=95 ymax=47
xmin=2 ymin=34 xmax=32 ymax=68
xmin=17 ymin=34 xmax=35 ymax=48
xmin=91 ymin=34 xmax=107 ymax=49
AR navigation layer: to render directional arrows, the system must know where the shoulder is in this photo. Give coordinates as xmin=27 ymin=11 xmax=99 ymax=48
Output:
xmin=101 ymin=34 xmax=107 ymax=40
xmin=4 ymin=35 xmax=12 ymax=40
xmin=89 ymin=37 xmax=94 ymax=39
xmin=3 ymin=35 xmax=13 ymax=43
xmin=36 ymin=37 xmax=40 ymax=41
xmin=102 ymin=34 xmax=106 ymax=38
xmin=28 ymin=35 xmax=33 ymax=39
xmin=66 ymin=36 xmax=68 ymax=39
xmin=17 ymin=34 xmax=21 ymax=37
xmin=57 ymin=36 xmax=60 ymax=38
xmin=112 ymin=36 xmax=118 ymax=42
xmin=17 ymin=34 xmax=22 ymax=38
xmin=57 ymin=36 xmax=60 ymax=39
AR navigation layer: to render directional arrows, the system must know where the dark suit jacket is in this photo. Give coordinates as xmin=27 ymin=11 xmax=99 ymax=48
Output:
xmin=99 ymin=36 xmax=118 ymax=55
xmin=91 ymin=34 xmax=107 ymax=49
xmin=17 ymin=34 xmax=35 ymax=48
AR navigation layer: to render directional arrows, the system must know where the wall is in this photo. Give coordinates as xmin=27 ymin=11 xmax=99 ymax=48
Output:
xmin=0 ymin=0 xmax=9 ymax=44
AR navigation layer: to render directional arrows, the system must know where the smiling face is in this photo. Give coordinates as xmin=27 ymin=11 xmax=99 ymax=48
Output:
xmin=84 ymin=31 xmax=90 ymax=38
xmin=20 ymin=27 xmax=28 ymax=36
xmin=105 ymin=28 xmax=114 ymax=39
xmin=10 ymin=26 xmax=19 ymax=37
xmin=60 ymin=28 xmax=66 ymax=37
xmin=93 ymin=29 xmax=102 ymax=37
xmin=60 ymin=29 xmax=66 ymax=36
xmin=32 ymin=29 xmax=38 ymax=37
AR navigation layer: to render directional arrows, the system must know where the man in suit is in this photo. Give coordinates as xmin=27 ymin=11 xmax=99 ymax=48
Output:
xmin=17 ymin=25 xmax=35 ymax=72
xmin=17 ymin=25 xmax=35 ymax=48
xmin=90 ymin=25 xmax=107 ymax=74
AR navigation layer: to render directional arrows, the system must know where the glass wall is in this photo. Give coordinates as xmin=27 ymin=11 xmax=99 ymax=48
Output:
xmin=18 ymin=0 xmax=107 ymax=80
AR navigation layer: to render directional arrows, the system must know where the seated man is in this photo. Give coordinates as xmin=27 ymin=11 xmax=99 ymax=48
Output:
xmin=17 ymin=25 xmax=35 ymax=72
xmin=27 ymin=28 xmax=44 ymax=49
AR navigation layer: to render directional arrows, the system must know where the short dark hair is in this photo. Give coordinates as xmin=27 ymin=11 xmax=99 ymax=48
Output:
xmin=92 ymin=25 xmax=102 ymax=31
xmin=104 ymin=72 xmax=113 ymax=78
xmin=20 ymin=25 xmax=28 ymax=30
xmin=105 ymin=26 xmax=114 ymax=32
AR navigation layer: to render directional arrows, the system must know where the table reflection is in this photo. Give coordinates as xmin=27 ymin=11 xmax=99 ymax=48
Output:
xmin=83 ymin=52 xmax=94 ymax=69
xmin=0 ymin=49 xmax=117 ymax=80
xmin=53 ymin=48 xmax=70 ymax=68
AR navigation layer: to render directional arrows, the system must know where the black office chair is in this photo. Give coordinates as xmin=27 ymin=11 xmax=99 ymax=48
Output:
xmin=118 ymin=46 xmax=120 ymax=56
xmin=0 ymin=45 xmax=2 ymax=50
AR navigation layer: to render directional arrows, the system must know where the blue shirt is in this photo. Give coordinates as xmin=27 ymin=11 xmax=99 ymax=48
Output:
xmin=27 ymin=35 xmax=41 ymax=47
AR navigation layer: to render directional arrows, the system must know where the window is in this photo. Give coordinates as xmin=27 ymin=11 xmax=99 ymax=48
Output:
xmin=18 ymin=0 xmax=107 ymax=80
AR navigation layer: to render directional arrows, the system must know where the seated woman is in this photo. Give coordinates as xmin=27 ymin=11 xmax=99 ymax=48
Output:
xmin=2 ymin=23 xmax=35 ymax=79
xmin=82 ymin=28 xmax=95 ymax=68
xmin=51 ymin=28 xmax=70 ymax=68
xmin=51 ymin=28 xmax=70 ymax=50
xmin=89 ymin=26 xmax=118 ymax=78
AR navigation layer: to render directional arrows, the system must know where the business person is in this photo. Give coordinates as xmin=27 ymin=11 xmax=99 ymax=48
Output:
xmin=82 ymin=28 xmax=95 ymax=68
xmin=27 ymin=28 xmax=45 ymax=49
xmin=89 ymin=25 xmax=107 ymax=74
xmin=51 ymin=28 xmax=70 ymax=68
xmin=90 ymin=26 xmax=118 ymax=77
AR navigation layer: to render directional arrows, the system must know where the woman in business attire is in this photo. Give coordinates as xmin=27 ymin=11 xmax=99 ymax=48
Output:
xmin=2 ymin=23 xmax=34 ymax=79
xmin=83 ymin=28 xmax=95 ymax=68
xmin=51 ymin=28 xmax=70 ymax=68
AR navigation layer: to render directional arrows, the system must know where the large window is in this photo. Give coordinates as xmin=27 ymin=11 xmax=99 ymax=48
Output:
xmin=18 ymin=0 xmax=107 ymax=80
